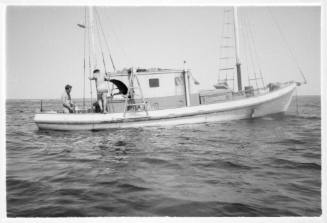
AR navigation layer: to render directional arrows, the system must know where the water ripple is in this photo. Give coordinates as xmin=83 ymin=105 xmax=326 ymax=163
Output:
xmin=6 ymin=96 xmax=321 ymax=217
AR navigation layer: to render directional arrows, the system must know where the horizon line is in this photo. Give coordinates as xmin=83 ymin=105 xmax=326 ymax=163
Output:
xmin=5 ymin=94 xmax=322 ymax=100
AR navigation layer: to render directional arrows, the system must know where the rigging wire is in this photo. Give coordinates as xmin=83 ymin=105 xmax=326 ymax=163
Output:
xmin=94 ymin=8 xmax=119 ymax=112
xmin=239 ymin=16 xmax=251 ymax=87
xmin=245 ymin=11 xmax=265 ymax=87
xmin=240 ymin=14 xmax=253 ymax=87
xmin=267 ymin=8 xmax=307 ymax=84
xmin=99 ymin=9 xmax=132 ymax=68
xmin=86 ymin=9 xmax=93 ymax=107
xmin=243 ymin=13 xmax=259 ymax=89
xmin=231 ymin=9 xmax=236 ymax=90
xmin=94 ymin=8 xmax=116 ymax=99
xmin=219 ymin=8 xmax=237 ymax=90
xmin=83 ymin=7 xmax=87 ymax=109
xmin=94 ymin=10 xmax=114 ymax=111
xmin=88 ymin=8 xmax=98 ymax=69
xmin=94 ymin=12 xmax=108 ymax=75
xmin=94 ymin=8 xmax=117 ymax=72
xmin=217 ymin=8 xmax=226 ymax=83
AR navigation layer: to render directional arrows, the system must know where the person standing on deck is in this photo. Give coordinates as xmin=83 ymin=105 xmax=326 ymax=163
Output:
xmin=89 ymin=69 xmax=110 ymax=113
xmin=62 ymin=84 xmax=75 ymax=113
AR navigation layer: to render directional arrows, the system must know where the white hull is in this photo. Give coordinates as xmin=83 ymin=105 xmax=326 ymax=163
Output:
xmin=34 ymin=83 xmax=296 ymax=130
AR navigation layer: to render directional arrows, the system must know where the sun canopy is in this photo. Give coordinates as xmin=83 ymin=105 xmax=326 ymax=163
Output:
xmin=109 ymin=79 xmax=128 ymax=95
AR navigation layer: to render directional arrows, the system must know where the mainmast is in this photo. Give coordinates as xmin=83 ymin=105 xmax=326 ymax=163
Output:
xmin=233 ymin=7 xmax=242 ymax=92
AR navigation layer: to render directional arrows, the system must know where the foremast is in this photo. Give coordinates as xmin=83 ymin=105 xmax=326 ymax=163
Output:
xmin=233 ymin=7 xmax=242 ymax=92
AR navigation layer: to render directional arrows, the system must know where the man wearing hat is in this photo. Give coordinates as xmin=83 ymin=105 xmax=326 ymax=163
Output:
xmin=62 ymin=84 xmax=75 ymax=113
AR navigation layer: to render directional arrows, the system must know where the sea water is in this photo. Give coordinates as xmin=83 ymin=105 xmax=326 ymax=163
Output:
xmin=6 ymin=96 xmax=321 ymax=216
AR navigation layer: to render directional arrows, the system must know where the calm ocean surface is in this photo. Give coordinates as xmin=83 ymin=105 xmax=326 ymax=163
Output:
xmin=6 ymin=96 xmax=321 ymax=217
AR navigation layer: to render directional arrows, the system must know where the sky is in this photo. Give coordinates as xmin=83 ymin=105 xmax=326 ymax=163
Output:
xmin=6 ymin=6 xmax=321 ymax=99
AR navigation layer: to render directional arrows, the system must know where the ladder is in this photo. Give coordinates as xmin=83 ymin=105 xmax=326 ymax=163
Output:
xmin=123 ymin=68 xmax=149 ymax=118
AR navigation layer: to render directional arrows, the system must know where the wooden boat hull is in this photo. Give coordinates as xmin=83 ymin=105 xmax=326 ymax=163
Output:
xmin=34 ymin=83 xmax=296 ymax=130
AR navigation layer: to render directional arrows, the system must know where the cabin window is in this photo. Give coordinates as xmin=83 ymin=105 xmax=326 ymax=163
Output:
xmin=149 ymin=78 xmax=159 ymax=88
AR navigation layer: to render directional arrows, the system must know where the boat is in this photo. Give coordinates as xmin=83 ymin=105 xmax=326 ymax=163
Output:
xmin=34 ymin=7 xmax=306 ymax=130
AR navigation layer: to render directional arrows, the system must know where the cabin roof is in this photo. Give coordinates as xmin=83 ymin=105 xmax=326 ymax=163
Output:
xmin=108 ymin=68 xmax=188 ymax=77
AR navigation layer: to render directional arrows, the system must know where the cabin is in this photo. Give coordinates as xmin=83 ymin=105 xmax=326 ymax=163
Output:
xmin=106 ymin=68 xmax=200 ymax=112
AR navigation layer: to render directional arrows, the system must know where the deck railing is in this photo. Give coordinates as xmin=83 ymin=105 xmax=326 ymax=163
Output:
xmin=38 ymin=82 xmax=294 ymax=113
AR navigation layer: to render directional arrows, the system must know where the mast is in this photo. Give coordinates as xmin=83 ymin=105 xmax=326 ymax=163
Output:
xmin=233 ymin=6 xmax=242 ymax=92
xmin=83 ymin=7 xmax=87 ymax=109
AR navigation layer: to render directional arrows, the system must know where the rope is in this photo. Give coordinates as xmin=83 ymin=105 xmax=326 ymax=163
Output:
xmin=218 ymin=8 xmax=238 ymax=91
xmin=243 ymin=13 xmax=259 ymax=89
xmin=230 ymin=9 xmax=236 ymax=90
xmin=86 ymin=9 xmax=93 ymax=108
xmin=94 ymin=8 xmax=115 ymax=113
xmin=94 ymin=12 xmax=108 ymax=74
xmin=94 ymin=8 xmax=117 ymax=102
xmin=247 ymin=15 xmax=260 ymax=89
xmin=246 ymin=12 xmax=265 ymax=87
xmin=295 ymin=87 xmax=299 ymax=115
xmin=218 ymin=8 xmax=226 ymax=83
xmin=94 ymin=8 xmax=117 ymax=71
xmin=88 ymin=8 xmax=97 ymax=69
xmin=83 ymin=7 xmax=87 ymax=109
xmin=239 ymin=16 xmax=251 ymax=87
xmin=102 ymin=16 xmax=133 ymax=64
xmin=268 ymin=8 xmax=307 ymax=84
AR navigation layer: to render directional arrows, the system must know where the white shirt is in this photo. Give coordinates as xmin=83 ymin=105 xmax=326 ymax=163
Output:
xmin=61 ymin=91 xmax=73 ymax=107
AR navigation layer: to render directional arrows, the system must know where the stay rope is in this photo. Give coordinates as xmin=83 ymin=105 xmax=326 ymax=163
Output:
xmin=86 ymin=9 xmax=93 ymax=107
xmin=218 ymin=8 xmax=237 ymax=90
xmin=94 ymin=13 xmax=108 ymax=75
xmin=99 ymin=11 xmax=132 ymax=67
xmin=94 ymin=8 xmax=117 ymax=104
xmin=217 ymin=9 xmax=225 ymax=83
xmin=83 ymin=7 xmax=86 ymax=109
xmin=94 ymin=8 xmax=117 ymax=112
xmin=239 ymin=18 xmax=251 ymax=87
xmin=245 ymin=12 xmax=265 ymax=87
xmin=94 ymin=8 xmax=117 ymax=72
xmin=267 ymin=8 xmax=307 ymax=84
xmin=242 ymin=14 xmax=259 ymax=89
